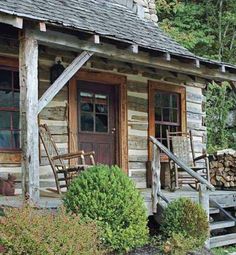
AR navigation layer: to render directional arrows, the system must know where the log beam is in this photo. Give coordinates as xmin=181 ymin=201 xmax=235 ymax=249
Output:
xmin=38 ymin=51 xmax=93 ymax=113
xmin=0 ymin=13 xmax=23 ymax=28
xmin=19 ymin=29 xmax=39 ymax=203
xmin=32 ymin=29 xmax=236 ymax=82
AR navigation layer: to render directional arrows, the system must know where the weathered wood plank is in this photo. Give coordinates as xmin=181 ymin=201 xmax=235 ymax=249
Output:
xmin=129 ymin=123 xmax=148 ymax=131
xmin=186 ymin=91 xmax=203 ymax=104
xmin=128 ymin=96 xmax=148 ymax=112
xmin=38 ymin=51 xmax=93 ymax=113
xmin=40 ymin=106 xmax=67 ymax=121
xmin=199 ymin=184 xmax=210 ymax=249
xmin=0 ymin=13 xmax=23 ymax=28
xmin=0 ymin=151 xmax=21 ymax=164
xmin=187 ymin=102 xmax=203 ymax=114
xmin=151 ymin=144 xmax=161 ymax=213
xmin=32 ymin=29 xmax=236 ymax=81
xmin=127 ymin=80 xmax=147 ymax=93
xmin=19 ymin=29 xmax=40 ymax=203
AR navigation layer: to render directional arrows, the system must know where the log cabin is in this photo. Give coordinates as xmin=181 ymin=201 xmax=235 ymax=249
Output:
xmin=0 ymin=0 xmax=236 ymax=248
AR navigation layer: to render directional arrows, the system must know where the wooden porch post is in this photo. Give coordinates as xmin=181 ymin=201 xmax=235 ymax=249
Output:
xmin=19 ymin=29 xmax=40 ymax=203
xmin=152 ymin=144 xmax=161 ymax=213
xmin=199 ymin=184 xmax=210 ymax=249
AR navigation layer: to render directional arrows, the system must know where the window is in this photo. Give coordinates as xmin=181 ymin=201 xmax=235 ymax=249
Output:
xmin=155 ymin=91 xmax=181 ymax=147
xmin=0 ymin=68 xmax=20 ymax=150
xmin=149 ymin=81 xmax=186 ymax=161
xmin=79 ymin=91 xmax=109 ymax=133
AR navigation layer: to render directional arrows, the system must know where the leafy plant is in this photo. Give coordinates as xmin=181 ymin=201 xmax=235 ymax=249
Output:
xmin=160 ymin=198 xmax=209 ymax=251
xmin=0 ymin=206 xmax=105 ymax=255
xmin=162 ymin=233 xmax=198 ymax=255
xmin=157 ymin=0 xmax=236 ymax=64
xmin=206 ymin=81 xmax=234 ymax=153
xmin=213 ymin=245 xmax=236 ymax=255
xmin=63 ymin=165 xmax=149 ymax=253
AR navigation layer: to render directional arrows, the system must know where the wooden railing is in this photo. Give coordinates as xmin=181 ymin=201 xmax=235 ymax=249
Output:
xmin=149 ymin=136 xmax=215 ymax=249
xmin=149 ymin=136 xmax=215 ymax=214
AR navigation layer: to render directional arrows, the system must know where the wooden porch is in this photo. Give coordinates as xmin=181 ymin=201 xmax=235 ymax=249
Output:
xmin=1 ymin=187 xmax=236 ymax=214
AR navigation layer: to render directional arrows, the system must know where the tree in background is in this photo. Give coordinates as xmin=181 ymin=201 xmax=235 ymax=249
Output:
xmin=157 ymin=0 xmax=236 ymax=64
xmin=205 ymin=82 xmax=234 ymax=152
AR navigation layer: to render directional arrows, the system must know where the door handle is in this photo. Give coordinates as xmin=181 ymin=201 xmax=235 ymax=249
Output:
xmin=111 ymin=128 xmax=116 ymax=134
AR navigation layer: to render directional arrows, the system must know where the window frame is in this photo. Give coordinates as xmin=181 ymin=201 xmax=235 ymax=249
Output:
xmin=0 ymin=57 xmax=21 ymax=165
xmin=148 ymin=81 xmax=186 ymax=162
xmin=0 ymin=66 xmax=20 ymax=151
xmin=78 ymin=90 xmax=110 ymax=134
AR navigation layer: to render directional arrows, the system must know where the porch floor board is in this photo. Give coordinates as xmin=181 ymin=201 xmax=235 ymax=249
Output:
xmin=1 ymin=188 xmax=235 ymax=215
xmin=140 ymin=187 xmax=236 ymax=215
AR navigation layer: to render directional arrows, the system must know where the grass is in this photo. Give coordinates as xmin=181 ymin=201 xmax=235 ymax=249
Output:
xmin=213 ymin=246 xmax=236 ymax=255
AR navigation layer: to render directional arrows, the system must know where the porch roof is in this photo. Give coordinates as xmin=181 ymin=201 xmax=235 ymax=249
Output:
xmin=0 ymin=0 xmax=194 ymax=58
xmin=1 ymin=0 xmax=236 ymax=81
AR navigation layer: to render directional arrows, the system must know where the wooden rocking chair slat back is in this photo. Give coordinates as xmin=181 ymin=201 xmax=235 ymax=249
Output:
xmin=39 ymin=124 xmax=65 ymax=167
xmin=39 ymin=124 xmax=96 ymax=194
xmin=171 ymin=136 xmax=193 ymax=167
xmin=166 ymin=130 xmax=209 ymax=190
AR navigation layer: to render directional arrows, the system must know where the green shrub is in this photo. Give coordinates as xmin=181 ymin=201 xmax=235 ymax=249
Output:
xmin=160 ymin=198 xmax=209 ymax=250
xmin=0 ymin=206 xmax=105 ymax=255
xmin=162 ymin=233 xmax=198 ymax=255
xmin=63 ymin=165 xmax=149 ymax=252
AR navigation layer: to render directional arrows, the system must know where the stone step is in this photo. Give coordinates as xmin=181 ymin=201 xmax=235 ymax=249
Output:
xmin=210 ymin=233 xmax=236 ymax=248
xmin=210 ymin=220 xmax=235 ymax=231
xmin=209 ymin=208 xmax=220 ymax=214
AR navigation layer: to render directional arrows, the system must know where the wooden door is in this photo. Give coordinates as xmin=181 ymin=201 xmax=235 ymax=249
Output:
xmin=77 ymin=81 xmax=117 ymax=165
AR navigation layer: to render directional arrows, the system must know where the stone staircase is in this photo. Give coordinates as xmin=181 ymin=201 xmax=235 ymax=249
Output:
xmin=209 ymin=203 xmax=236 ymax=248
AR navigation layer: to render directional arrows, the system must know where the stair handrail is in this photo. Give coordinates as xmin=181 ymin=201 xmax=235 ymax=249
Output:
xmin=149 ymin=136 xmax=215 ymax=191
xmin=210 ymin=199 xmax=236 ymax=222
xmin=157 ymin=191 xmax=170 ymax=204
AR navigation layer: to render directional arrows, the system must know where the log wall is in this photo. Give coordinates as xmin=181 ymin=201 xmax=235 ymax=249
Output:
xmin=0 ymin=35 xmax=207 ymax=191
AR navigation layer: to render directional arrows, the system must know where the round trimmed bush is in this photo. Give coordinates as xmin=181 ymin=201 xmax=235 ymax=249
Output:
xmin=160 ymin=198 xmax=209 ymax=249
xmin=63 ymin=165 xmax=149 ymax=252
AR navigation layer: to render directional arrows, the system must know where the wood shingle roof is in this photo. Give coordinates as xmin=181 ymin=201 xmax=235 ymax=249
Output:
xmin=0 ymin=0 xmax=195 ymax=58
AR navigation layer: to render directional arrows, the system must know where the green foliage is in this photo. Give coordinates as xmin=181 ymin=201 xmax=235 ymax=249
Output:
xmin=0 ymin=206 xmax=105 ymax=255
xmin=63 ymin=165 xmax=149 ymax=253
xmin=160 ymin=198 xmax=209 ymax=251
xmin=213 ymin=245 xmax=236 ymax=255
xmin=157 ymin=0 xmax=236 ymax=64
xmin=162 ymin=233 xmax=198 ymax=255
xmin=206 ymin=81 xmax=234 ymax=153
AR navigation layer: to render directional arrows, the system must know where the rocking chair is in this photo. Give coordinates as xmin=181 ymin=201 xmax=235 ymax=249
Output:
xmin=166 ymin=130 xmax=210 ymax=190
xmin=39 ymin=124 xmax=95 ymax=194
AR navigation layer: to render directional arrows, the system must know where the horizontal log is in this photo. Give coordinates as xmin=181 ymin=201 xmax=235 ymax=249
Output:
xmin=187 ymin=112 xmax=203 ymax=122
xmin=129 ymin=162 xmax=147 ymax=169
xmin=39 ymin=89 xmax=68 ymax=102
xmin=186 ymin=91 xmax=203 ymax=104
xmin=128 ymin=96 xmax=148 ymax=112
xmin=129 ymin=123 xmax=148 ymax=131
xmin=127 ymin=80 xmax=147 ymax=93
xmin=39 ymin=106 xmax=67 ymax=121
xmin=32 ymin=29 xmax=236 ymax=82
xmin=128 ymin=140 xmax=147 ymax=150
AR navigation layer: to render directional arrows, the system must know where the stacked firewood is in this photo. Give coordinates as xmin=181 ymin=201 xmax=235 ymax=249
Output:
xmin=210 ymin=149 xmax=236 ymax=188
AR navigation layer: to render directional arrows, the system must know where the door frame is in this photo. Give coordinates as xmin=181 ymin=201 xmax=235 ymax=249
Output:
xmin=68 ymin=69 xmax=128 ymax=173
